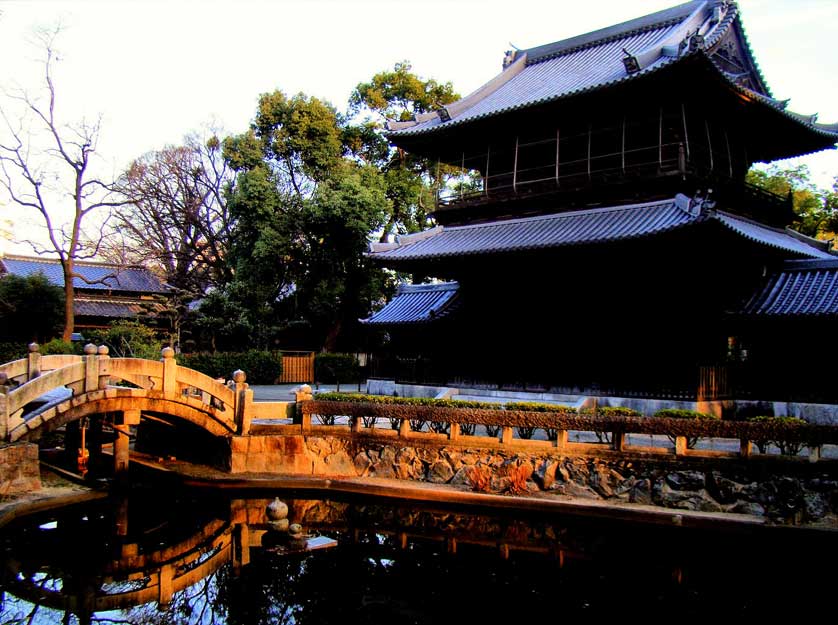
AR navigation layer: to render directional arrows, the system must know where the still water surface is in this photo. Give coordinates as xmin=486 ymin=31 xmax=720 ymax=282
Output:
xmin=1 ymin=486 xmax=833 ymax=624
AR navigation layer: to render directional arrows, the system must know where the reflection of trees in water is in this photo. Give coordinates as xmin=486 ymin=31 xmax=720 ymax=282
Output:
xmin=118 ymin=571 xmax=225 ymax=625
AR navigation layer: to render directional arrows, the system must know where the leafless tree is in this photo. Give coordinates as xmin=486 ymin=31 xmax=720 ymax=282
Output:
xmin=111 ymin=132 xmax=235 ymax=298
xmin=0 ymin=27 xmax=126 ymax=341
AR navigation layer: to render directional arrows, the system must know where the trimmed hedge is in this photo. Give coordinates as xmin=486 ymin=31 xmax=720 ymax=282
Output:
xmin=748 ymin=416 xmax=808 ymax=455
xmin=178 ymin=350 xmax=283 ymax=385
xmin=304 ymin=395 xmax=838 ymax=448
xmin=653 ymin=408 xmax=719 ymax=448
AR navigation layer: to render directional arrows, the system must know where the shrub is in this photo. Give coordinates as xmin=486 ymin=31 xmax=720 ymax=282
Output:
xmin=315 ymin=353 xmax=361 ymax=384
xmin=179 ymin=350 xmax=282 ymax=385
xmin=579 ymin=406 xmax=641 ymax=443
xmin=748 ymin=416 xmax=807 ymax=455
xmin=87 ymin=320 xmax=161 ymax=360
xmin=654 ymin=408 xmax=719 ymax=449
xmin=40 ymin=338 xmax=81 ymax=355
xmin=313 ymin=392 xmax=503 ymax=411
xmin=0 ymin=342 xmax=29 ymax=362
xmin=506 ymin=402 xmax=576 ymax=441
xmin=466 ymin=465 xmax=492 ymax=493
xmin=503 ymin=464 xmax=532 ymax=495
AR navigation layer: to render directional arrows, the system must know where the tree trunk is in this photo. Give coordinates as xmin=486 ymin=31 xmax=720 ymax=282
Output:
xmin=62 ymin=261 xmax=75 ymax=342
xmin=322 ymin=319 xmax=342 ymax=353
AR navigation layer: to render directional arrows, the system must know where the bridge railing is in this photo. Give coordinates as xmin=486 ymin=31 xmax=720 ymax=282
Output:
xmin=0 ymin=343 xmax=257 ymax=441
xmin=300 ymin=399 xmax=838 ymax=463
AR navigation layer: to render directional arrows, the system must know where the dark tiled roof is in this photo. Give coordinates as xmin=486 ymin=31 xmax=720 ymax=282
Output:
xmin=0 ymin=255 xmax=168 ymax=293
xmin=74 ymin=298 xmax=157 ymax=318
xmin=361 ymin=282 xmax=460 ymax=325
xmin=740 ymin=260 xmax=838 ymax=317
xmin=386 ymin=1 xmax=836 ymax=141
xmin=368 ymin=196 xmax=835 ymax=263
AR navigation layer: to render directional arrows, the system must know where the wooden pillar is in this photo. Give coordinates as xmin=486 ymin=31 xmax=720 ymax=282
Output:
xmin=398 ymin=419 xmax=411 ymax=438
xmin=739 ymin=438 xmax=752 ymax=458
xmin=512 ymin=136 xmax=519 ymax=192
xmin=612 ymin=431 xmax=626 ymax=452
xmin=674 ymin=436 xmax=688 ymax=456
xmin=555 ymin=127 xmax=561 ymax=185
xmin=26 ymin=342 xmax=41 ymax=380
xmin=233 ymin=370 xmax=252 ymax=435
xmin=554 ymin=429 xmax=568 ymax=450
xmin=350 ymin=416 xmax=362 ymax=433
xmin=114 ymin=424 xmax=131 ymax=476
xmin=232 ymin=523 xmax=250 ymax=574
xmin=97 ymin=345 xmax=110 ymax=389
xmin=0 ymin=375 xmax=9 ymax=442
xmin=501 ymin=426 xmax=513 ymax=445
xmin=158 ymin=563 xmax=174 ymax=607
xmin=448 ymin=422 xmax=460 ymax=442
xmin=83 ymin=344 xmax=98 ymax=392
xmin=161 ymin=347 xmax=177 ymax=395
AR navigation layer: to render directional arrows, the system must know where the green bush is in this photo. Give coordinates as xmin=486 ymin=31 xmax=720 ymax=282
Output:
xmin=179 ymin=350 xmax=282 ymax=385
xmin=314 ymin=392 xmax=503 ymax=410
xmin=0 ymin=342 xmax=28 ymax=362
xmin=315 ymin=353 xmax=361 ymax=383
xmin=39 ymin=338 xmax=82 ymax=355
xmin=87 ymin=320 xmax=161 ymax=360
xmin=748 ymin=416 xmax=807 ymax=455
xmin=506 ymin=401 xmax=577 ymax=414
xmin=654 ymin=408 xmax=719 ymax=449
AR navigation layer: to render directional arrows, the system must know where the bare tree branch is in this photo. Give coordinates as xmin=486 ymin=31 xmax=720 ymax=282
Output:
xmin=0 ymin=25 xmax=118 ymax=340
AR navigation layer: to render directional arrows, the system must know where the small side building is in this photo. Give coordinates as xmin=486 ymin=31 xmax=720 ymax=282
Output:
xmin=0 ymin=254 xmax=170 ymax=334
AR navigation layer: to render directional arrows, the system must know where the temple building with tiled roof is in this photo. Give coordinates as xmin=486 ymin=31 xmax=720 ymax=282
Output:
xmin=0 ymin=255 xmax=170 ymax=333
xmin=363 ymin=1 xmax=838 ymax=404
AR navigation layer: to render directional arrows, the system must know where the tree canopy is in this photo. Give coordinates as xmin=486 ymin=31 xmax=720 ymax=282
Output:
xmin=746 ymin=164 xmax=838 ymax=239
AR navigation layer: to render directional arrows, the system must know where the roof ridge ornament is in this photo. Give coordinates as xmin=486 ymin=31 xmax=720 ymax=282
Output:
xmin=688 ymin=28 xmax=705 ymax=51
xmin=621 ymin=48 xmax=641 ymax=74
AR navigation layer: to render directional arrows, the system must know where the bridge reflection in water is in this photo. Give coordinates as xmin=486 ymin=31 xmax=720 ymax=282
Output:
xmin=1 ymin=490 xmax=835 ymax=624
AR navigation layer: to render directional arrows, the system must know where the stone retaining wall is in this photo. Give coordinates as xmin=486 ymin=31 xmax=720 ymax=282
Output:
xmin=229 ymin=433 xmax=837 ymax=525
xmin=0 ymin=443 xmax=41 ymax=495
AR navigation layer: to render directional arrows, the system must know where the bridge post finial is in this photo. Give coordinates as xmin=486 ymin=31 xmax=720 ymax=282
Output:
xmin=232 ymin=370 xmax=253 ymax=435
xmin=97 ymin=345 xmax=110 ymax=390
xmin=0 ymin=372 xmax=9 ymax=441
xmin=161 ymin=347 xmax=177 ymax=395
xmin=27 ymin=343 xmax=42 ymax=381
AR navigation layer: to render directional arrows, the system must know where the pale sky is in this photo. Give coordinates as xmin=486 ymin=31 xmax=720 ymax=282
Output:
xmin=1 ymin=0 xmax=837 ymax=254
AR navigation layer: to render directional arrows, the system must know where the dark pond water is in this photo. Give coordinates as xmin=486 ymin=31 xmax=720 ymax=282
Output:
xmin=1 ymin=485 xmax=835 ymax=624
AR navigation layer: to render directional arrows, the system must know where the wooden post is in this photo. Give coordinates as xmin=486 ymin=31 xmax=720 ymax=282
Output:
xmin=0 ymin=375 xmax=9 ymax=442
xmin=26 ymin=342 xmax=41 ymax=380
xmin=555 ymin=127 xmax=561 ymax=185
xmin=674 ymin=436 xmax=688 ymax=456
xmin=158 ymin=564 xmax=174 ymax=607
xmin=232 ymin=524 xmax=250 ymax=573
xmin=554 ymin=429 xmax=568 ymax=450
xmin=612 ymin=431 xmax=626 ymax=452
xmin=501 ymin=426 xmax=513 ymax=445
xmin=681 ymin=102 xmax=690 ymax=162
xmin=232 ymin=370 xmax=252 ymax=435
xmin=398 ymin=418 xmax=411 ymax=438
xmin=113 ymin=424 xmax=131 ymax=476
xmin=512 ymin=136 xmax=519 ymax=192
xmin=739 ymin=438 xmax=752 ymax=458
xmin=350 ymin=416 xmax=361 ymax=433
xmin=809 ymin=446 xmax=822 ymax=463
xmin=113 ymin=410 xmax=139 ymax=477
xmin=83 ymin=344 xmax=98 ymax=392
xmin=97 ymin=345 xmax=110 ymax=389
xmin=161 ymin=347 xmax=177 ymax=396
xmin=449 ymin=422 xmax=460 ymax=442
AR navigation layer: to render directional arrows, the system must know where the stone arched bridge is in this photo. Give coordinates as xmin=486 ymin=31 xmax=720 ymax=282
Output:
xmin=0 ymin=344 xmax=292 ymax=474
